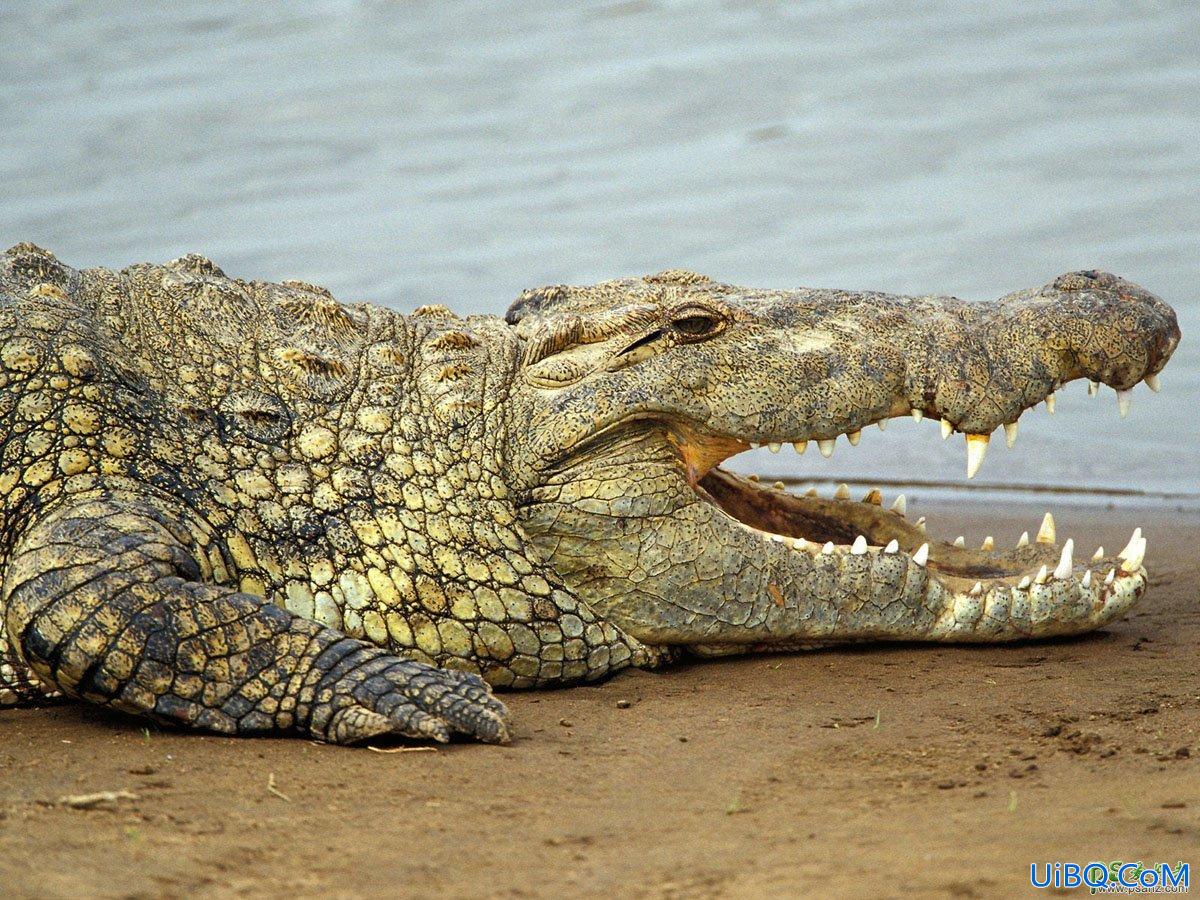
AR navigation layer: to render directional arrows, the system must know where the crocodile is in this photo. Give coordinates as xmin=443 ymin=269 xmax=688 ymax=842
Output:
xmin=0 ymin=244 xmax=1179 ymax=745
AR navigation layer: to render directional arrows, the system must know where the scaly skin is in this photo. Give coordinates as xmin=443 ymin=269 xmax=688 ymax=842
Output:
xmin=0 ymin=246 xmax=1180 ymax=743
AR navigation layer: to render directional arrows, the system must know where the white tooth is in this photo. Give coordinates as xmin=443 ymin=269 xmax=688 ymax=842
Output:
xmin=965 ymin=433 xmax=989 ymax=479
xmin=1081 ymin=570 xmax=1091 ymax=588
xmin=835 ymin=483 xmax=850 ymax=499
xmin=771 ymin=534 xmax=786 ymax=543
xmin=1092 ymin=546 xmax=1104 ymax=561
xmin=953 ymin=535 xmax=966 ymax=548
xmin=1120 ymin=537 xmax=1146 ymax=572
xmin=804 ymin=487 xmax=818 ymax=497
xmin=1105 ymin=568 xmax=1115 ymax=585
xmin=1145 ymin=373 xmax=1161 ymax=392
xmin=851 ymin=535 xmax=868 ymax=554
xmin=1117 ymin=527 xmax=1143 ymax=559
xmin=911 ymin=409 xmax=924 ymax=422
xmin=1088 ymin=380 xmax=1099 ymax=396
xmin=969 ymin=581 xmax=983 ymax=596
xmin=768 ymin=442 xmax=781 ymax=453
xmin=915 ymin=517 xmax=927 ymax=534
xmin=1017 ymin=576 xmax=1031 ymax=590
xmin=1034 ymin=564 xmax=1049 ymax=585
xmin=847 ymin=430 xmax=861 ymax=446
xmin=884 ymin=539 xmax=899 ymax=554
xmin=793 ymin=440 xmax=808 ymax=455
xmin=877 ymin=420 xmax=887 ymax=431
xmin=1117 ymin=389 xmax=1132 ymax=418
xmin=940 ymin=418 xmax=953 ymax=440
xmin=981 ymin=536 xmax=994 ymax=551
xmin=863 ymin=488 xmax=883 ymax=505
xmin=1045 ymin=393 xmax=1056 ymax=414
xmin=822 ymin=541 xmax=835 ymax=555
xmin=751 ymin=442 xmax=761 ymax=449
xmin=1053 ymin=538 xmax=1074 ymax=580
xmin=1017 ymin=531 xmax=1030 ymax=548
xmin=891 ymin=494 xmax=907 ymax=516
xmin=912 ymin=543 xmax=929 ymax=566
xmin=772 ymin=481 xmax=785 ymax=490
xmin=818 ymin=439 xmax=836 ymax=458
xmin=747 ymin=473 xmax=760 ymax=482
xmin=793 ymin=537 xmax=810 ymax=550
xmin=1036 ymin=512 xmax=1056 ymax=545
xmin=1003 ymin=421 xmax=1019 ymax=449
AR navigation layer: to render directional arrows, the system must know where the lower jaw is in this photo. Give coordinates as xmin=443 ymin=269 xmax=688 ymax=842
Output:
xmin=692 ymin=466 xmax=1148 ymax=641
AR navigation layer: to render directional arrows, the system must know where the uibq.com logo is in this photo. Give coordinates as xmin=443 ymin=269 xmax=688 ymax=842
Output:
xmin=1031 ymin=861 xmax=1190 ymax=893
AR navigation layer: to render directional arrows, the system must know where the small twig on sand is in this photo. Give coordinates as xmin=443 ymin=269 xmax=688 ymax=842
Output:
xmin=266 ymin=772 xmax=291 ymax=802
xmin=366 ymin=745 xmax=438 ymax=754
xmin=58 ymin=790 xmax=139 ymax=809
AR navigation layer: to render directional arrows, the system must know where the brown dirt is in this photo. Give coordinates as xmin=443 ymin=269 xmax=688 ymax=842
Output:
xmin=1 ymin=501 xmax=1197 ymax=899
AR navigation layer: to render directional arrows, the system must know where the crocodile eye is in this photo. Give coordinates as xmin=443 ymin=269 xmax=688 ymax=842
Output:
xmin=671 ymin=309 xmax=724 ymax=341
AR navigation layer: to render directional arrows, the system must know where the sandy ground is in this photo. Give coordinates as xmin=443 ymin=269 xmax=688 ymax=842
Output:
xmin=1 ymin=500 xmax=1197 ymax=899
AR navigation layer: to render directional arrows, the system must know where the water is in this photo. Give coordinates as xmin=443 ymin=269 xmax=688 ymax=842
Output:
xmin=1 ymin=0 xmax=1197 ymax=498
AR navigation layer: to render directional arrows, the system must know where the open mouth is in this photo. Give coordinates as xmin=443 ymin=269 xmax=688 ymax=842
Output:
xmin=667 ymin=402 xmax=1149 ymax=639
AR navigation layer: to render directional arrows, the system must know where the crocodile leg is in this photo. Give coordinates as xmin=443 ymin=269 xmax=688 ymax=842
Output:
xmin=1 ymin=493 xmax=508 ymax=744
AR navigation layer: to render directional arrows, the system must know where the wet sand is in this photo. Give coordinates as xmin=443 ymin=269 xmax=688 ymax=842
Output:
xmin=2 ymin=500 xmax=1197 ymax=899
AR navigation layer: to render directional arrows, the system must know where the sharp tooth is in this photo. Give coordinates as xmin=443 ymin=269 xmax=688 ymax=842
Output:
xmin=1017 ymin=576 xmax=1031 ymax=589
xmin=1119 ymin=536 xmax=1146 ymax=572
xmin=768 ymin=442 xmax=781 ymax=453
xmin=915 ymin=517 xmax=927 ymax=534
xmin=911 ymin=543 xmax=929 ymax=566
xmin=883 ymin=539 xmax=899 ymax=554
xmin=1081 ymin=570 xmax=1092 ymax=588
xmin=1088 ymin=380 xmax=1099 ymax=397
xmin=1092 ymin=546 xmax=1104 ymax=561
xmin=748 ymin=473 xmax=760 ymax=482
xmin=847 ymin=430 xmax=861 ymax=446
xmin=1036 ymin=512 xmax=1056 ymax=545
xmin=804 ymin=487 xmax=818 ymax=497
xmin=940 ymin=418 xmax=953 ymax=440
xmin=1117 ymin=527 xmax=1143 ymax=559
xmin=1004 ymin=420 xmax=1019 ymax=449
xmin=965 ymin=433 xmax=989 ymax=479
xmin=877 ymin=420 xmax=887 ymax=431
xmin=1045 ymin=393 xmax=1056 ymax=414
xmin=1053 ymin=538 xmax=1074 ymax=580
xmin=1017 ymin=531 xmax=1030 ymax=548
xmin=1105 ymin=568 xmax=1115 ymax=585
xmin=793 ymin=537 xmax=810 ymax=550
xmin=981 ymin=536 xmax=994 ymax=551
xmin=863 ymin=488 xmax=883 ymax=505
xmin=851 ymin=535 xmax=868 ymax=554
xmin=835 ymin=483 xmax=850 ymax=499
xmin=822 ymin=541 xmax=835 ymax=555
xmin=891 ymin=494 xmax=907 ymax=515
xmin=969 ymin=581 xmax=983 ymax=596
xmin=953 ymin=535 xmax=965 ymax=548
xmin=1034 ymin=564 xmax=1049 ymax=585
xmin=772 ymin=481 xmax=785 ymax=490
xmin=911 ymin=409 xmax=924 ymax=422
xmin=1145 ymin=373 xmax=1161 ymax=392
xmin=793 ymin=440 xmax=808 ymax=455
xmin=1117 ymin=389 xmax=1132 ymax=418
xmin=818 ymin=439 xmax=836 ymax=458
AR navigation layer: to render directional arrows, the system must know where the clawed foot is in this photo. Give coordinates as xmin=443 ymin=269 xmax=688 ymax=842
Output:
xmin=315 ymin=653 xmax=510 ymax=746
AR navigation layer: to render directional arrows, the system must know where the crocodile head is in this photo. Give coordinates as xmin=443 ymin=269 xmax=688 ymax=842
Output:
xmin=505 ymin=269 xmax=1179 ymax=648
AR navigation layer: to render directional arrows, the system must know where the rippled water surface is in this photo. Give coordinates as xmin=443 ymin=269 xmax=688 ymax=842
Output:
xmin=1 ymin=1 xmax=1197 ymax=497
